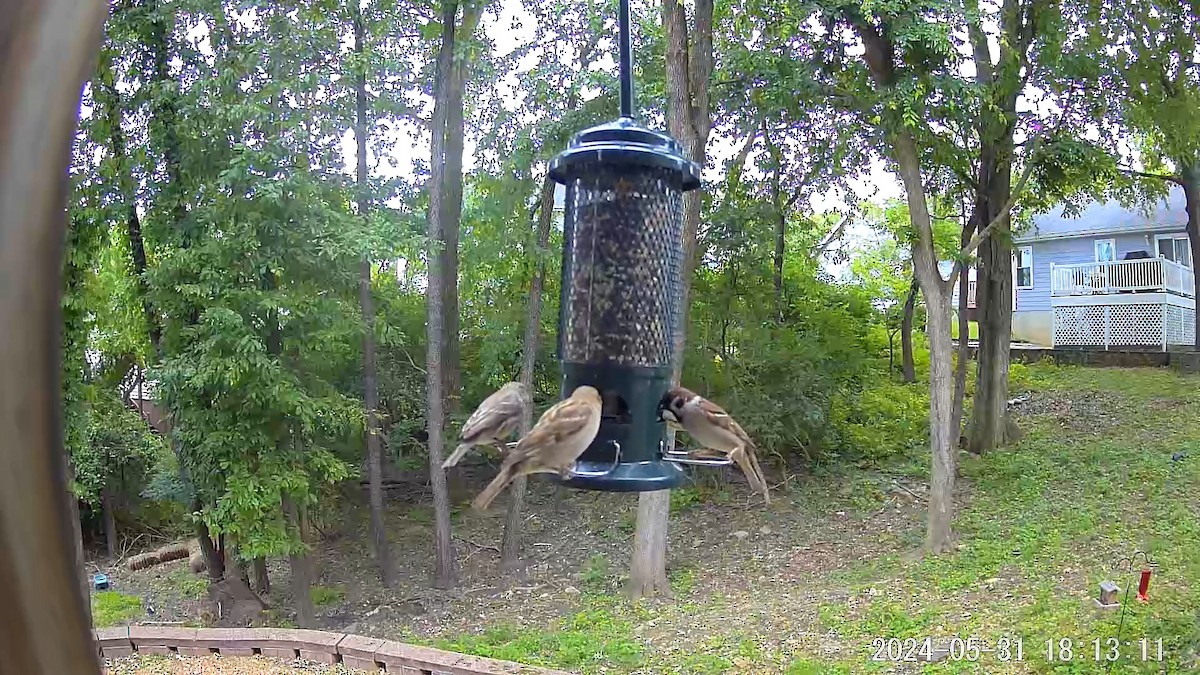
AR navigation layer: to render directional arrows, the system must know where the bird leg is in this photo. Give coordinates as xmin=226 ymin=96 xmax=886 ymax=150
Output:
xmin=687 ymin=448 xmax=726 ymax=460
xmin=743 ymin=446 xmax=770 ymax=505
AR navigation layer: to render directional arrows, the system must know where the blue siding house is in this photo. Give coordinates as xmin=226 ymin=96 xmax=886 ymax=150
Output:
xmin=1010 ymin=186 xmax=1194 ymax=349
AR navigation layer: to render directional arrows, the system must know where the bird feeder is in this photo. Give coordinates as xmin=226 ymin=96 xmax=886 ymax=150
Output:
xmin=1136 ymin=567 xmax=1152 ymax=603
xmin=1095 ymin=580 xmax=1120 ymax=610
xmin=546 ymin=0 xmax=701 ymax=491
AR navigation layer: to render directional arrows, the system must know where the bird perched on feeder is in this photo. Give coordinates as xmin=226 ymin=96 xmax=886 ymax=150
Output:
xmin=443 ymin=381 xmax=532 ymax=469
xmin=471 ymin=385 xmax=603 ymax=511
xmin=657 ymin=386 xmax=770 ymax=505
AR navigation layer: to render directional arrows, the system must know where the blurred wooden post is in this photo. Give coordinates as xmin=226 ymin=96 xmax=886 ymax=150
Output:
xmin=0 ymin=1 xmax=109 ymax=674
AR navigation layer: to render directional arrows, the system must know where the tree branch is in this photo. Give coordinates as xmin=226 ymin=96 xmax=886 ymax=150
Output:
xmin=1117 ymin=167 xmax=1184 ymax=186
xmin=812 ymin=213 xmax=850 ymax=256
xmin=950 ymin=89 xmax=1077 ymax=286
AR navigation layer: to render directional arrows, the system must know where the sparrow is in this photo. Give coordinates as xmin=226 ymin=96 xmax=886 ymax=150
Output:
xmin=442 ymin=382 xmax=532 ymax=469
xmin=657 ymin=386 xmax=770 ymax=505
xmin=471 ymin=385 xmax=603 ymax=511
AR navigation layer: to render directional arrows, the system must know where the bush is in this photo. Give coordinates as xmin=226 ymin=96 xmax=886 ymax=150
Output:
xmin=829 ymin=379 xmax=929 ymax=462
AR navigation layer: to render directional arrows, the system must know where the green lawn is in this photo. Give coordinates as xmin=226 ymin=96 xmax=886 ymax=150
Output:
xmin=951 ymin=319 xmax=980 ymax=341
xmin=433 ymin=364 xmax=1200 ymax=674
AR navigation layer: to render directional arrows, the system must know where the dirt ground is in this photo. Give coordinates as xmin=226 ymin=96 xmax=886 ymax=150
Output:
xmin=95 ymin=456 xmax=930 ymax=656
xmin=87 ymin=368 xmax=1200 ymax=675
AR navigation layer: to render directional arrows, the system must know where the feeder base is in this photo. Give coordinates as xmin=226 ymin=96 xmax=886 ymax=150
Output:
xmin=558 ymin=459 xmax=685 ymax=492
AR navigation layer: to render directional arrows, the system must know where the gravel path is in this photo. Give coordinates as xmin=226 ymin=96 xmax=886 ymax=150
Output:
xmin=105 ymin=654 xmax=365 ymax=674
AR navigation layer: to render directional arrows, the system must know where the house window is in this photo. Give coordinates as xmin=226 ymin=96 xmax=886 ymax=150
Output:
xmin=1015 ymin=246 xmax=1033 ymax=289
xmin=1095 ymin=238 xmax=1117 ymax=263
xmin=1155 ymin=234 xmax=1192 ymax=269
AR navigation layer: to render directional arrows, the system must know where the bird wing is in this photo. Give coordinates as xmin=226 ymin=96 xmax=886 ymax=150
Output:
xmin=460 ymin=385 xmax=526 ymax=442
xmin=696 ymin=397 xmax=756 ymax=449
xmin=514 ymin=395 xmax=597 ymax=459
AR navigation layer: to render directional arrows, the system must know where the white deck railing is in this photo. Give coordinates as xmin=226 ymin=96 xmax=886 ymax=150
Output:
xmin=1050 ymin=258 xmax=1195 ymax=298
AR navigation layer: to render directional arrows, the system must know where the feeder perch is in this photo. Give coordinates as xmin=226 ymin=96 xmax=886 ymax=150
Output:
xmin=547 ymin=0 xmax=701 ymax=492
xmin=1095 ymin=580 xmax=1120 ymax=610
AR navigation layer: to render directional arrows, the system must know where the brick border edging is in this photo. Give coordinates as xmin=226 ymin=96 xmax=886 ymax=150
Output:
xmin=94 ymin=626 xmax=573 ymax=674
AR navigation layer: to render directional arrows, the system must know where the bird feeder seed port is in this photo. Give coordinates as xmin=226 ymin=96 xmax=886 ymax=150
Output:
xmin=543 ymin=0 xmax=710 ymax=492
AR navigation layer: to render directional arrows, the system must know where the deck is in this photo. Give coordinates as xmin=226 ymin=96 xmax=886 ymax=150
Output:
xmin=1050 ymin=259 xmax=1195 ymax=350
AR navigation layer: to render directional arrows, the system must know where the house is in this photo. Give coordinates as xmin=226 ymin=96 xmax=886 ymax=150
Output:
xmin=1011 ymin=186 xmax=1195 ymax=349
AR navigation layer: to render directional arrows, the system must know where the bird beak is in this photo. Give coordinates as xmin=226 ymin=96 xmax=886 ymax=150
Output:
xmin=656 ymin=399 xmax=677 ymax=424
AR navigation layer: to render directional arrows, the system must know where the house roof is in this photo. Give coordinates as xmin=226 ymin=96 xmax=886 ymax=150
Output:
xmin=1015 ymin=186 xmax=1189 ymax=243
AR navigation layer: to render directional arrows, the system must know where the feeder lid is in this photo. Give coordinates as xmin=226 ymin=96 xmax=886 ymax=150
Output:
xmin=549 ymin=116 xmax=702 ymax=191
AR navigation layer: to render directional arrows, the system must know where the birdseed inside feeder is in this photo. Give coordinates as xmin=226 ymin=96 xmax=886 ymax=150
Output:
xmin=546 ymin=0 xmax=701 ymax=491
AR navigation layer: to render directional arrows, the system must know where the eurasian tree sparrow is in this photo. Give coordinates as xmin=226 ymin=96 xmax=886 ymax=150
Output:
xmin=657 ymin=386 xmax=770 ymax=505
xmin=471 ymin=385 xmax=603 ymax=511
xmin=442 ymin=381 xmax=531 ymax=469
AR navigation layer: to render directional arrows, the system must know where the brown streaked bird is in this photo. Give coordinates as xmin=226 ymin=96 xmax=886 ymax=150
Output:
xmin=442 ymin=382 xmax=532 ymax=469
xmin=471 ymin=385 xmax=603 ymax=511
xmin=657 ymin=386 xmax=770 ymax=505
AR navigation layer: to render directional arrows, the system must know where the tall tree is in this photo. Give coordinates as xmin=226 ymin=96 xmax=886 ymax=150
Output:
xmin=1087 ymin=0 xmax=1200 ymax=347
xmin=501 ymin=176 xmax=555 ymax=569
xmin=628 ymin=0 xmax=714 ymax=600
xmin=424 ymin=0 xmax=483 ymax=589
xmin=438 ymin=2 xmax=483 ymax=416
xmin=964 ymin=0 xmax=1057 ymax=455
xmin=353 ymin=0 xmax=397 ymax=590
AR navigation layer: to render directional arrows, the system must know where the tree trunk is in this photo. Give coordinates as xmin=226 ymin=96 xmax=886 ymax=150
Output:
xmin=1181 ymin=164 xmax=1200 ymax=349
xmin=901 ymin=277 xmax=917 ymax=383
xmin=968 ymin=158 xmax=1015 ymax=454
xmin=66 ymin=457 xmax=92 ymax=626
xmin=952 ymin=221 xmax=974 ymax=434
xmin=629 ymin=0 xmax=714 ymax=600
xmin=774 ymin=210 xmax=786 ymax=320
xmin=501 ymin=176 xmax=555 ymax=569
xmin=101 ymin=487 xmax=118 ymax=559
xmin=282 ymin=495 xmax=315 ymax=628
xmin=891 ymin=131 xmax=956 ymax=554
xmin=438 ymin=4 xmax=481 ymax=416
xmin=923 ymin=287 xmax=957 ymax=553
xmin=193 ymin=510 xmax=225 ymax=584
xmin=253 ymin=557 xmax=269 ymax=595
xmin=353 ymin=2 xmax=396 ymax=589
xmin=424 ymin=0 xmax=462 ymax=589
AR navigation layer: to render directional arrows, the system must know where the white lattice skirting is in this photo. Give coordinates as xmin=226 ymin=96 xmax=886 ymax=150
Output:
xmin=1053 ymin=303 xmax=1196 ymax=349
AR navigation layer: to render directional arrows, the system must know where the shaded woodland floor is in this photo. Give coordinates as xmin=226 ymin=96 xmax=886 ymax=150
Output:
xmin=96 ymin=365 xmax=1200 ymax=674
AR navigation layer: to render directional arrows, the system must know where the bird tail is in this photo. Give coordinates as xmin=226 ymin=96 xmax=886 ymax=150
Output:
xmin=745 ymin=447 xmax=770 ymax=505
xmin=471 ymin=464 xmax=517 ymax=511
xmin=442 ymin=443 xmax=473 ymax=469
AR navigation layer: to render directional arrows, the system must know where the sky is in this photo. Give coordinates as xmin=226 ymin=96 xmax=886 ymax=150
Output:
xmin=329 ymin=0 xmax=907 ymax=281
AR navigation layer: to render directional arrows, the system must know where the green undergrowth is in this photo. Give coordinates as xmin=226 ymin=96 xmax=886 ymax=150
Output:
xmin=437 ymin=365 xmax=1200 ymax=674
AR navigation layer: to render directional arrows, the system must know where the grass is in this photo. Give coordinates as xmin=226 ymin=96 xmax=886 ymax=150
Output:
xmin=951 ymin=319 xmax=980 ymax=341
xmin=92 ymin=590 xmax=144 ymax=627
xmin=432 ymin=602 xmax=645 ymax=672
xmin=167 ymin=566 xmax=208 ymax=600
xmin=424 ymin=365 xmax=1200 ymax=673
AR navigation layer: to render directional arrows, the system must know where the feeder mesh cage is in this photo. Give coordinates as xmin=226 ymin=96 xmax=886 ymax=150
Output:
xmin=561 ymin=164 xmax=684 ymax=368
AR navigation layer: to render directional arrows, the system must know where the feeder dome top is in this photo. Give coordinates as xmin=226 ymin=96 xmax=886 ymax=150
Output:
xmin=549 ymin=116 xmax=701 ymax=191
